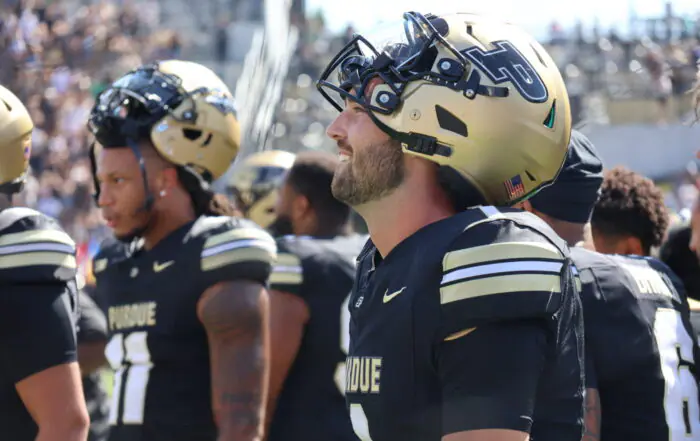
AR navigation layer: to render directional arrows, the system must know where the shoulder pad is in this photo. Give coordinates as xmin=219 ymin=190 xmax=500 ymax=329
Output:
xmin=439 ymin=208 xmax=573 ymax=333
xmin=0 ymin=208 xmax=76 ymax=284
xmin=195 ymin=215 xmax=277 ymax=273
xmin=467 ymin=206 xmax=569 ymax=253
xmin=570 ymin=246 xmax=614 ymax=270
xmin=271 ymin=236 xmax=304 ymax=287
xmin=188 ymin=215 xmax=235 ymax=238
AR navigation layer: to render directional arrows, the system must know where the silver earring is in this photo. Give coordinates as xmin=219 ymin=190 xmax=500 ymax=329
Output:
xmin=160 ymin=190 xmax=166 ymax=197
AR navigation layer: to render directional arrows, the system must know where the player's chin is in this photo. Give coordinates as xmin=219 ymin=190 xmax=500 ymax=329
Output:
xmin=108 ymin=220 xmax=132 ymax=239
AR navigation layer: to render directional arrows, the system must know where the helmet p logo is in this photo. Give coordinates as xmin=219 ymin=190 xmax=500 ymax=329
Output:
xmin=462 ymin=40 xmax=549 ymax=104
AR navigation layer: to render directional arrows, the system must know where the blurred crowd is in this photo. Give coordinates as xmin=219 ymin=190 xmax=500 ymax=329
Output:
xmin=0 ymin=0 xmax=180 ymax=271
xmin=2 ymin=1 xmax=700 ymax=269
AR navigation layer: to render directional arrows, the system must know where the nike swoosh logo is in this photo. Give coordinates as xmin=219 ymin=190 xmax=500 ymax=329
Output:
xmin=153 ymin=261 xmax=175 ymax=272
xmin=383 ymin=287 xmax=407 ymax=303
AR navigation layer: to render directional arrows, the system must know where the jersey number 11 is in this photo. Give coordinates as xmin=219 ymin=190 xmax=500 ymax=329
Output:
xmin=105 ymin=332 xmax=153 ymax=425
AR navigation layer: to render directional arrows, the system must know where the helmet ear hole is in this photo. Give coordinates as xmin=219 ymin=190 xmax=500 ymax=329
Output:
xmin=2 ymin=99 xmax=11 ymax=112
xmin=182 ymin=128 xmax=202 ymax=140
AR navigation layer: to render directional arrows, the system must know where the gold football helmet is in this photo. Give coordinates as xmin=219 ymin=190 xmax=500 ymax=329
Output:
xmin=88 ymin=60 xmax=240 ymax=205
xmin=228 ymin=150 xmax=296 ymax=228
xmin=0 ymin=85 xmax=33 ymax=194
xmin=317 ymin=12 xmax=571 ymax=205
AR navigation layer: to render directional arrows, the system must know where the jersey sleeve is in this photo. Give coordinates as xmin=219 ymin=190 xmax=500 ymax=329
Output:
xmin=0 ymin=208 xmax=77 ymax=284
xmin=437 ymin=319 xmax=548 ymax=434
xmin=269 ymin=238 xmax=304 ymax=296
xmin=439 ymin=218 xmax=570 ymax=338
xmin=199 ymin=221 xmax=277 ymax=286
xmin=0 ymin=283 xmax=79 ymax=383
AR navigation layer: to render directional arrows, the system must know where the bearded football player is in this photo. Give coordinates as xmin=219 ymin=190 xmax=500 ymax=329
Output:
xmin=518 ymin=130 xmax=700 ymax=441
xmin=227 ymin=150 xmax=296 ymax=232
xmin=317 ymin=12 xmax=583 ymax=441
xmin=0 ymin=85 xmax=89 ymax=441
xmin=88 ymin=60 xmax=276 ymax=441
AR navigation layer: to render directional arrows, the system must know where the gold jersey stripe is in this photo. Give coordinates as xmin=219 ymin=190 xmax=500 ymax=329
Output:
xmin=440 ymin=273 xmax=560 ymax=305
xmin=0 ymin=228 xmax=75 ymax=248
xmin=575 ymin=275 xmax=582 ymax=292
xmin=275 ymin=252 xmax=302 ymax=267
xmin=201 ymin=245 xmax=276 ymax=272
xmin=0 ymin=251 xmax=77 ymax=270
xmin=443 ymin=241 xmax=561 ymax=273
xmin=270 ymin=271 xmax=303 ymax=285
xmin=203 ymin=228 xmax=273 ymax=250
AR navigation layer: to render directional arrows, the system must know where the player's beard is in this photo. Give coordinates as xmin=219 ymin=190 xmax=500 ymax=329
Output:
xmin=331 ymin=139 xmax=405 ymax=206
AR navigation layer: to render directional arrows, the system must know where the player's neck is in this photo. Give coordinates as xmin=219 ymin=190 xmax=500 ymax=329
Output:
xmin=357 ymin=178 xmax=454 ymax=258
xmin=546 ymin=217 xmax=585 ymax=247
xmin=142 ymin=202 xmax=197 ymax=251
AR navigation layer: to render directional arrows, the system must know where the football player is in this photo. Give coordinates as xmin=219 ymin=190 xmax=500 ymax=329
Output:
xmin=0 ymin=85 xmax=90 ymax=441
xmin=264 ymin=151 xmax=364 ymax=441
xmin=87 ymin=60 xmax=276 ymax=441
xmin=518 ymin=130 xmax=700 ymax=440
xmin=317 ymin=11 xmax=583 ymax=441
xmin=227 ymin=150 xmax=296 ymax=232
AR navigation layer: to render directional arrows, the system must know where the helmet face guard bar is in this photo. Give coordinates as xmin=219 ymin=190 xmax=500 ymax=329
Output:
xmin=316 ymin=11 xmax=509 ymax=117
xmin=88 ymin=63 xmax=190 ymax=148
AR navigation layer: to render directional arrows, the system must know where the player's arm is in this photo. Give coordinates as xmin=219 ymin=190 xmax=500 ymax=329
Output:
xmin=438 ymin=321 xmax=547 ymax=441
xmin=198 ymin=280 xmax=270 ymax=441
xmin=438 ymin=218 xmax=579 ymax=441
xmin=197 ymin=223 xmax=277 ymax=441
xmin=582 ymin=388 xmax=601 ymax=441
xmin=1 ymin=284 xmax=89 ymax=441
xmin=264 ymin=247 xmax=310 ymax=436
xmin=77 ymin=291 xmax=108 ymax=375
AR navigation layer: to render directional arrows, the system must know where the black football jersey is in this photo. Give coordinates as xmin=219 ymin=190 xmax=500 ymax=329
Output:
xmin=346 ymin=206 xmax=585 ymax=441
xmin=571 ymin=247 xmax=700 ymax=440
xmin=267 ymin=234 xmax=367 ymax=441
xmin=0 ymin=208 xmax=79 ymax=441
xmin=93 ymin=216 xmax=276 ymax=441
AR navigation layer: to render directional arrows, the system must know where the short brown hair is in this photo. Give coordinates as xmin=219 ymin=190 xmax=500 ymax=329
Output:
xmin=591 ymin=166 xmax=669 ymax=254
xmin=286 ymin=151 xmax=350 ymax=229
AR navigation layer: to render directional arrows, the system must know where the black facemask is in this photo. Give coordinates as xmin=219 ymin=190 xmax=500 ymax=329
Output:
xmin=267 ymin=214 xmax=295 ymax=238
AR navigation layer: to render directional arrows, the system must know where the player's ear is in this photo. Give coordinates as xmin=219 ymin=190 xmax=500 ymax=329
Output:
xmin=291 ymin=193 xmax=311 ymax=221
xmin=156 ymin=167 xmax=179 ymax=196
